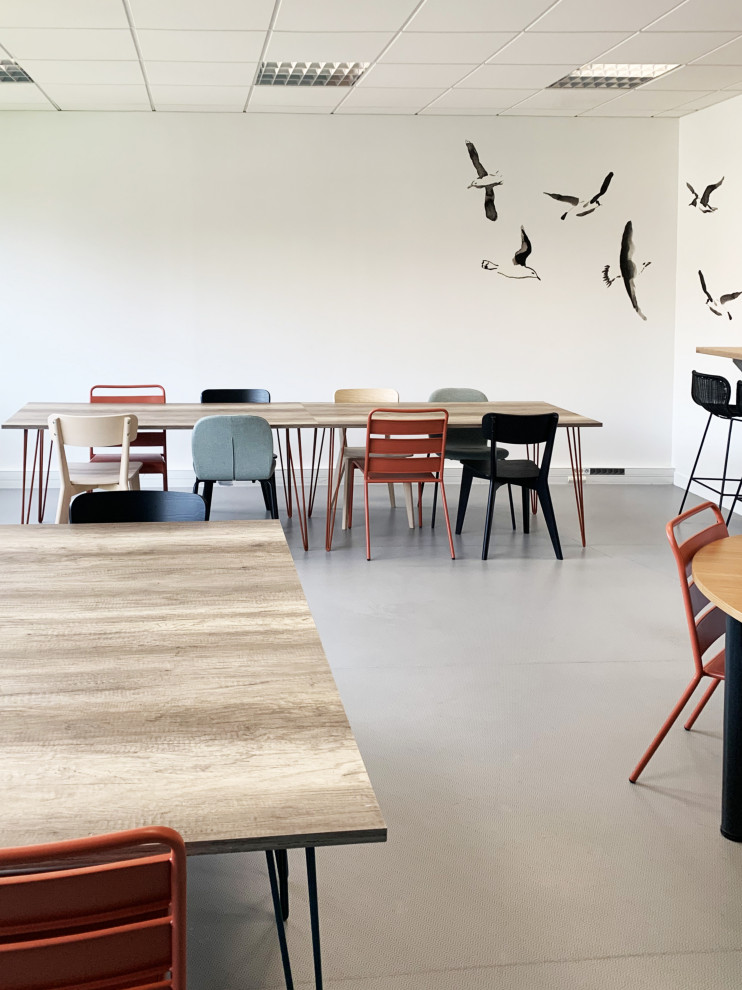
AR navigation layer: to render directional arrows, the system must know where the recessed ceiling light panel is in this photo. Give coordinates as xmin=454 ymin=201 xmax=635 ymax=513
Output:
xmin=256 ymin=61 xmax=367 ymax=87
xmin=0 ymin=60 xmax=33 ymax=83
xmin=549 ymin=63 xmax=679 ymax=90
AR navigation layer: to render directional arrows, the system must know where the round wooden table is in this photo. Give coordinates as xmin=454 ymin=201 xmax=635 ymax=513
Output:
xmin=693 ymin=534 xmax=742 ymax=841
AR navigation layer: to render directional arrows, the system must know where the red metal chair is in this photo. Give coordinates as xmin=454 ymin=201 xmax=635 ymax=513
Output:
xmin=630 ymin=501 xmax=728 ymax=782
xmin=0 ymin=826 xmax=186 ymax=990
xmin=90 ymin=385 xmax=168 ymax=490
xmin=351 ymin=408 xmax=455 ymax=561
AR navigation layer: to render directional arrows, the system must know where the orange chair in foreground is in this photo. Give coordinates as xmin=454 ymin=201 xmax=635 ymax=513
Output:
xmin=90 ymin=384 xmax=168 ymax=489
xmin=630 ymin=501 xmax=728 ymax=782
xmin=351 ymin=408 xmax=455 ymax=561
xmin=0 ymin=826 xmax=186 ymax=990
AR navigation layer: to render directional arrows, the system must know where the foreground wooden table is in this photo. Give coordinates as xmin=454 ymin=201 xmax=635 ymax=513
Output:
xmin=693 ymin=534 xmax=742 ymax=841
xmin=0 ymin=519 xmax=385 ymax=986
xmin=2 ymin=400 xmax=602 ymax=548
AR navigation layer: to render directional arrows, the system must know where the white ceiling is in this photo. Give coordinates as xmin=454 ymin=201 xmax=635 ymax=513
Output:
xmin=1 ymin=0 xmax=742 ymax=116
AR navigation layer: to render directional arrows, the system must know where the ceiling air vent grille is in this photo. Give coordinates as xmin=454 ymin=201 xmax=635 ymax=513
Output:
xmin=549 ymin=63 xmax=678 ymax=90
xmin=256 ymin=61 xmax=367 ymax=87
xmin=0 ymin=60 xmax=33 ymax=83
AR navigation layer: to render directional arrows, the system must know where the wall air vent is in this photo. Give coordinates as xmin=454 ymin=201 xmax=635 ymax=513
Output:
xmin=0 ymin=60 xmax=33 ymax=83
xmin=256 ymin=61 xmax=368 ymax=87
xmin=549 ymin=63 xmax=678 ymax=91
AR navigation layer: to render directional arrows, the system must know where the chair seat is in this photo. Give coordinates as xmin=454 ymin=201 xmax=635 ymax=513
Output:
xmin=67 ymin=461 xmax=142 ymax=486
xmin=703 ymin=649 xmax=725 ymax=679
xmin=367 ymin=472 xmax=439 ymax=484
xmin=446 ymin=444 xmax=508 ymax=461
xmin=90 ymin=452 xmax=165 ymax=465
xmin=462 ymin=458 xmax=539 ymax=482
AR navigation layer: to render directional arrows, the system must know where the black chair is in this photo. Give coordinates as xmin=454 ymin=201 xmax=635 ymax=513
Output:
xmin=200 ymin=389 xmax=274 ymax=512
xmin=679 ymin=371 xmax=742 ymax=524
xmin=456 ymin=412 xmax=562 ymax=560
xmin=69 ymin=490 xmax=206 ymax=523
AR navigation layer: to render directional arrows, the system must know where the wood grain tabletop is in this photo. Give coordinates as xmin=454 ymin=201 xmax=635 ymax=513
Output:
xmin=0 ymin=520 xmax=386 ymax=853
xmin=696 ymin=346 xmax=742 ymax=360
xmin=693 ymin=534 xmax=742 ymax=624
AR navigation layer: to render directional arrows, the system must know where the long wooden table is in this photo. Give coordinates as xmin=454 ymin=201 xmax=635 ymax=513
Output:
xmin=1 ymin=401 xmax=602 ymax=548
xmin=0 ymin=518 xmax=386 ymax=986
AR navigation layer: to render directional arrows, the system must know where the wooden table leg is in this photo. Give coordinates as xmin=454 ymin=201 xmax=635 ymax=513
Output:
xmin=722 ymin=615 xmax=742 ymax=841
xmin=566 ymin=426 xmax=586 ymax=547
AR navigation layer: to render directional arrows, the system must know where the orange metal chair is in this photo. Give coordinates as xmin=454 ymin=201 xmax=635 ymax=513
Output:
xmin=630 ymin=501 xmax=728 ymax=782
xmin=0 ymin=826 xmax=186 ymax=990
xmin=90 ymin=385 xmax=168 ymax=490
xmin=352 ymin=408 xmax=455 ymax=561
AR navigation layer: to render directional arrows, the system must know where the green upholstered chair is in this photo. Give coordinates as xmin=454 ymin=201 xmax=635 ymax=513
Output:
xmin=192 ymin=415 xmax=278 ymax=520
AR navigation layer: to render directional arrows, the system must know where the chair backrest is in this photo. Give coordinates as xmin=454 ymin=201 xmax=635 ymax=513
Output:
xmin=335 ymin=388 xmax=399 ymax=404
xmin=666 ymin=501 xmax=728 ymax=678
xmin=481 ymin=412 xmax=558 ymax=481
xmin=201 ymin=389 xmax=271 ymax=404
xmin=70 ymin=491 xmax=206 ymax=524
xmin=90 ymin=385 xmax=165 ymax=451
xmin=0 ymin=826 xmax=186 ymax=990
xmin=364 ymin=409 xmax=448 ymax=480
xmin=49 ymin=414 xmax=138 ymax=490
xmin=691 ymin=370 xmax=735 ymax=415
xmin=192 ymin=415 xmax=275 ymax=481
xmin=429 ymin=388 xmax=488 ymax=450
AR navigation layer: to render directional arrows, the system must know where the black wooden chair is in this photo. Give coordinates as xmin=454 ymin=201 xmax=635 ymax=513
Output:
xmin=200 ymin=389 xmax=274 ymax=511
xmin=456 ymin=412 xmax=562 ymax=560
xmin=69 ymin=490 xmax=206 ymax=523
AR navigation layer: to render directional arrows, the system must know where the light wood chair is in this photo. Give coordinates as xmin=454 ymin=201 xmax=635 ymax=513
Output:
xmin=48 ymin=414 xmax=142 ymax=524
xmin=335 ymin=388 xmax=414 ymax=530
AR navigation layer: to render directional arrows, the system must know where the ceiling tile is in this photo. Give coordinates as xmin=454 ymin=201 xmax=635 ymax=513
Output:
xmin=266 ymin=32 xmax=394 ymax=64
xmin=487 ymin=33 xmax=632 ymax=65
xmin=338 ymin=86 xmax=446 ymax=108
xmin=409 ymin=0 xmax=557 ymax=33
xmin=149 ymin=84 xmax=247 ymax=106
xmin=275 ymin=0 xmax=420 ymax=32
xmin=0 ymin=83 xmax=52 ymax=105
xmin=514 ymin=88 xmax=620 ymax=109
xmin=459 ymin=64 xmax=577 ymax=89
xmin=0 ymin=1 xmax=128 ymax=29
xmin=0 ymin=28 xmax=137 ymax=60
xmin=137 ymin=30 xmax=264 ymax=62
xmin=359 ymin=63 xmax=474 ymax=88
xmin=640 ymin=64 xmax=742 ymax=89
xmin=247 ymin=104 xmax=332 ymax=113
xmin=599 ymin=32 xmax=740 ymax=64
xmin=648 ymin=0 xmax=742 ymax=32
xmin=249 ymin=86 xmax=345 ymax=107
xmin=430 ymin=88 xmax=537 ymax=109
xmin=655 ymin=108 xmax=695 ymax=116
xmin=674 ymin=91 xmax=741 ymax=110
xmin=335 ymin=104 xmax=420 ymax=114
xmin=128 ymin=0 xmax=275 ymax=30
xmin=44 ymin=84 xmax=150 ymax=108
xmin=503 ymin=105 xmax=632 ymax=115
xmin=529 ymin=0 xmax=685 ymax=31
xmin=21 ymin=60 xmax=143 ymax=84
xmin=692 ymin=36 xmax=742 ymax=66
xmin=589 ymin=89 xmax=708 ymax=110
xmin=146 ymin=61 xmax=257 ymax=86
xmin=380 ymin=32 xmax=516 ymax=64
xmin=577 ymin=105 xmax=659 ymax=116
xmin=420 ymin=106 xmax=507 ymax=115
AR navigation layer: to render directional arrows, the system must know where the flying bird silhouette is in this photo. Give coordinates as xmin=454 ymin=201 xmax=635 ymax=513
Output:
xmin=482 ymin=226 xmax=540 ymax=280
xmin=698 ymin=269 xmax=742 ymax=319
xmin=687 ymin=177 xmax=724 ymax=213
xmin=544 ymin=171 xmax=613 ymax=220
xmin=466 ymin=139 xmax=502 ymax=222
xmin=602 ymin=220 xmax=650 ymax=321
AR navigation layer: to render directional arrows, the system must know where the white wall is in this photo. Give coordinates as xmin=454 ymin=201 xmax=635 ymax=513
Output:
xmin=0 ymin=112 xmax=679 ymax=474
xmin=674 ymin=93 xmax=742 ymax=504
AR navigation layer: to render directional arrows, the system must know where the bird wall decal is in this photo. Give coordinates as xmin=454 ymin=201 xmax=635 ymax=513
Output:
xmin=544 ymin=171 xmax=613 ymax=220
xmin=482 ymin=227 xmax=540 ymax=280
xmin=602 ymin=220 xmax=650 ymax=321
xmin=465 ymin=139 xmax=502 ymax=222
xmin=698 ymin=269 xmax=742 ymax=319
xmin=687 ymin=177 xmax=724 ymax=212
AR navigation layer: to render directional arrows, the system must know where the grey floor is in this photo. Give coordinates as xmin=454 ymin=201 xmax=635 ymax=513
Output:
xmin=4 ymin=482 xmax=742 ymax=989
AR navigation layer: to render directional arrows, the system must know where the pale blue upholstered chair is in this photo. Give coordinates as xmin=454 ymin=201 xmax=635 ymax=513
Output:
xmin=192 ymin=415 xmax=278 ymax=520
xmin=427 ymin=387 xmax=513 ymax=529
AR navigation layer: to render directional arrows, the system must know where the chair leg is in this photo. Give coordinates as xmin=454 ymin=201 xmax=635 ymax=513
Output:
xmin=55 ymin=487 xmax=72 ymax=525
xmin=684 ymin=676 xmax=721 ymax=730
xmin=438 ymin=482 xmax=455 ymax=559
xmin=521 ymin=486 xmax=530 ymax=534
xmin=431 ymin=479 xmax=439 ymax=529
xmin=629 ymin=675 xmax=703 ymax=782
xmin=508 ymin=485 xmax=516 ymax=530
xmin=538 ymin=484 xmax=563 ymax=561
xmin=192 ymin=479 xmax=200 ymax=496
xmin=364 ymin=480 xmax=371 ymax=561
xmin=387 ymin=482 xmax=396 ymax=508
xmin=482 ymin=481 xmax=497 ymax=560
xmin=162 ymin=463 xmax=168 ymax=492
xmin=260 ymin=479 xmax=272 ymax=512
xmin=129 ymin=472 xmax=140 ymax=491
xmin=202 ymin=481 xmax=214 ymax=521
xmin=404 ymin=483 xmax=414 ymax=529
xmin=455 ymin=468 xmax=473 ymax=535
xmin=342 ymin=461 xmax=351 ymax=531
xmin=679 ymin=413 xmax=712 ymax=514
xmin=269 ymin=475 xmax=279 ymax=520
xmin=418 ymin=483 xmax=424 ymax=528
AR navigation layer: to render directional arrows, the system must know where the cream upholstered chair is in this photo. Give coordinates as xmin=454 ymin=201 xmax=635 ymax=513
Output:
xmin=48 ymin=414 xmax=142 ymax=524
xmin=335 ymin=388 xmax=414 ymax=530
